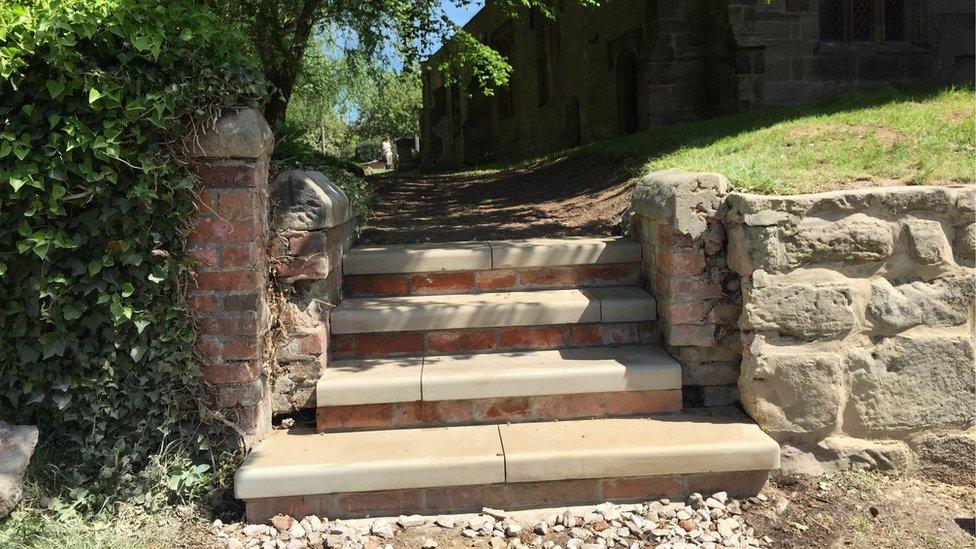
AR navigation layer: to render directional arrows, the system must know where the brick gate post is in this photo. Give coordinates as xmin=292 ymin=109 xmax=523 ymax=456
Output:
xmin=187 ymin=108 xmax=274 ymax=442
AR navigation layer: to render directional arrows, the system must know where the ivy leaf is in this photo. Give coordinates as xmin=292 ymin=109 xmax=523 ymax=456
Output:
xmin=121 ymin=282 xmax=135 ymax=297
xmin=46 ymin=79 xmax=65 ymax=98
xmin=39 ymin=333 xmax=67 ymax=359
xmin=88 ymin=87 xmax=102 ymax=104
xmin=9 ymin=176 xmax=25 ymax=191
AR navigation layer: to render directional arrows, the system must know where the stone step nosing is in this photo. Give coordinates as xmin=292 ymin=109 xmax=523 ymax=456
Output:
xmin=343 ymin=237 xmax=642 ymax=275
xmin=317 ymin=346 xmax=681 ymax=406
xmin=330 ymin=287 xmax=656 ymax=335
xmin=234 ymin=411 xmax=780 ymax=500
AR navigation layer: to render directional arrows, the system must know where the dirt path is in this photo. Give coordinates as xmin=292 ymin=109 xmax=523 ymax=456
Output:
xmin=359 ymin=153 xmax=636 ymax=245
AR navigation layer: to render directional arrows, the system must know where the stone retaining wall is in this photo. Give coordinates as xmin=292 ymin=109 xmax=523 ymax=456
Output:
xmin=269 ymin=170 xmax=357 ymax=414
xmin=632 ymin=170 xmax=975 ymax=471
xmin=726 ymin=184 xmax=975 ymax=471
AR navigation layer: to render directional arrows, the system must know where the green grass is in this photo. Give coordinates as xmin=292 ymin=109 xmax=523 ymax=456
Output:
xmin=453 ymin=87 xmax=975 ymax=195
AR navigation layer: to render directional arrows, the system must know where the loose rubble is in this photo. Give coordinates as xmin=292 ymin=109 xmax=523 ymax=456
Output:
xmin=214 ymin=492 xmax=771 ymax=548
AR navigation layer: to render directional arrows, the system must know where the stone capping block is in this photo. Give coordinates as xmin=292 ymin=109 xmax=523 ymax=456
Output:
xmin=316 ymin=346 xmax=681 ymax=406
xmin=189 ymin=108 xmax=274 ymax=160
xmin=342 ymin=237 xmax=640 ymax=276
xmin=724 ymin=185 xmax=973 ymax=226
xmin=631 ymin=169 xmax=730 ymax=238
xmin=330 ymin=288 xmax=656 ymax=334
xmin=234 ymin=425 xmax=505 ymax=499
xmin=271 ymin=170 xmax=353 ymax=232
xmin=234 ymin=409 xmax=779 ymax=499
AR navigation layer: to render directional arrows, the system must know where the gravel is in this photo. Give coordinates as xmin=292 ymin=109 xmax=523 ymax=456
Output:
xmin=215 ymin=492 xmax=769 ymax=548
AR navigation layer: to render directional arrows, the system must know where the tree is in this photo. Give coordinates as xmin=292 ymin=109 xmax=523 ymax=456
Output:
xmin=353 ymin=68 xmax=422 ymax=139
xmin=210 ymin=0 xmax=596 ymax=130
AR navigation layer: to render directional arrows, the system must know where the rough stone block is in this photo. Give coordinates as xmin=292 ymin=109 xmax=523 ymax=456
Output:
xmin=632 ymin=170 xmax=730 ymax=239
xmin=739 ymin=343 xmax=843 ymax=441
xmin=867 ymin=275 xmax=973 ymax=331
xmin=271 ymin=170 xmax=353 ymax=231
xmin=915 ymin=431 xmax=976 ymax=486
xmin=189 ymin=108 xmax=274 ymax=159
xmin=784 ymin=214 xmax=894 ymax=266
xmin=848 ymin=333 xmax=975 ymax=435
xmin=953 ymin=223 xmax=976 ymax=266
xmin=743 ymin=273 xmax=856 ymax=340
xmin=905 ymin=218 xmax=954 ymax=266
xmin=0 ymin=421 xmax=39 ymax=518
xmin=817 ymin=436 xmax=912 ymax=474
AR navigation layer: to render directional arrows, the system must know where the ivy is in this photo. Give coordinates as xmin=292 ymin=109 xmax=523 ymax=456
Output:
xmin=0 ymin=0 xmax=265 ymax=506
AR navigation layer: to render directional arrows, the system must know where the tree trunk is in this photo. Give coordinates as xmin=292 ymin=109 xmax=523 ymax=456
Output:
xmin=257 ymin=0 xmax=325 ymax=131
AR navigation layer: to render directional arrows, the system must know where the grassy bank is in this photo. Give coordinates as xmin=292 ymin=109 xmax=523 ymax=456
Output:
xmin=457 ymin=87 xmax=975 ymax=195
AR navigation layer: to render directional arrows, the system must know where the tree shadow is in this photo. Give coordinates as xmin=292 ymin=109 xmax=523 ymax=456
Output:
xmin=362 ymin=87 xmax=951 ymax=244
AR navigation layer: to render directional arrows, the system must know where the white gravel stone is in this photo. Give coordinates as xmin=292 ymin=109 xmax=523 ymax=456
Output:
xmin=534 ymin=521 xmax=549 ymax=535
xmin=397 ymin=514 xmax=426 ymax=528
xmin=483 ymin=507 xmax=509 ymax=520
xmin=421 ymin=538 xmax=438 ymax=548
xmin=370 ymin=522 xmax=394 ymax=539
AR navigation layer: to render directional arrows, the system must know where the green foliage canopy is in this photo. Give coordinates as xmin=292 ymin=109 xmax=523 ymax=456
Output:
xmin=0 ymin=0 xmax=263 ymax=503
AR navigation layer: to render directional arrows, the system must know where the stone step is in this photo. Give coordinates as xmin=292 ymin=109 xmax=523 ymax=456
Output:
xmin=236 ymin=409 xmax=780 ymax=522
xmin=315 ymin=346 xmax=682 ymax=430
xmin=343 ymin=236 xmax=642 ymax=275
xmin=344 ymin=262 xmax=642 ymax=298
xmin=319 ymin=346 xmax=679 ymax=405
xmin=331 ymin=287 xmax=656 ymax=335
xmin=332 ymin=320 xmax=658 ymax=360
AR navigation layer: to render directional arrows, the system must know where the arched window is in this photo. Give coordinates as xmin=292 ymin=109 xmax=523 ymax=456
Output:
xmin=819 ymin=0 xmax=914 ymax=43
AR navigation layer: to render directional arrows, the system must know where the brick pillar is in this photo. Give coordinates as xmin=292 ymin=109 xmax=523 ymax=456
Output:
xmin=631 ymin=170 xmax=742 ymax=407
xmin=187 ymin=108 xmax=274 ymax=441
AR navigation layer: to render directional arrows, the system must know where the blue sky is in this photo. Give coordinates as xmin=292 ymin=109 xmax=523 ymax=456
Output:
xmin=442 ymin=1 xmax=483 ymax=29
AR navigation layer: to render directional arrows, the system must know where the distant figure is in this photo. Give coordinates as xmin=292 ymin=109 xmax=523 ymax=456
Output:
xmin=381 ymin=137 xmax=394 ymax=170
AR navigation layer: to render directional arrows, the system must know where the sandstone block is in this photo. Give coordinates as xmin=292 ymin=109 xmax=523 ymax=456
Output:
xmin=817 ymin=436 xmax=912 ymax=474
xmin=189 ymin=107 xmax=274 ymax=159
xmin=743 ymin=273 xmax=856 ymax=340
xmin=632 ymin=170 xmax=729 ymax=239
xmin=848 ymin=333 xmax=975 ymax=435
xmin=0 ymin=422 xmax=39 ymax=518
xmin=915 ymin=431 xmax=976 ymax=486
xmin=784 ymin=214 xmax=893 ymax=267
xmin=867 ymin=275 xmax=973 ymax=331
xmin=953 ymin=223 xmax=975 ymax=267
xmin=271 ymin=170 xmax=353 ymax=231
xmin=904 ymin=218 xmax=953 ymax=266
xmin=738 ymin=344 xmax=843 ymax=441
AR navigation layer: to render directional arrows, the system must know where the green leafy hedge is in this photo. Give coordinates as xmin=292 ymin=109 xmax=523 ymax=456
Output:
xmin=0 ymin=0 xmax=263 ymax=503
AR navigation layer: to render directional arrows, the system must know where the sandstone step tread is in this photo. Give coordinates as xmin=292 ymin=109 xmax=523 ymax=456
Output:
xmin=318 ymin=346 xmax=681 ymax=406
xmin=331 ymin=287 xmax=656 ymax=334
xmin=343 ymin=237 xmax=641 ymax=275
xmin=235 ymin=424 xmax=505 ymax=500
xmin=234 ymin=409 xmax=779 ymax=500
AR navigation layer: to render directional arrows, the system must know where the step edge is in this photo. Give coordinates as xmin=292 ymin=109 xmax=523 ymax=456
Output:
xmin=317 ymin=347 xmax=680 ymax=406
xmin=343 ymin=237 xmax=641 ymax=275
xmin=330 ymin=288 xmax=656 ymax=335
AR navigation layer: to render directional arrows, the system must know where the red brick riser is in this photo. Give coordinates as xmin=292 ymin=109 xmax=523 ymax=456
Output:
xmin=245 ymin=470 xmax=770 ymax=522
xmin=333 ymin=321 xmax=659 ymax=360
xmin=344 ymin=263 xmax=642 ymax=297
xmin=316 ymin=389 xmax=682 ymax=432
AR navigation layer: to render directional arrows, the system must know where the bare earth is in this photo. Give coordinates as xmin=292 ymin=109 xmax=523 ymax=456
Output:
xmin=360 ymin=153 xmax=635 ymax=245
xmin=197 ymin=471 xmax=975 ymax=548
